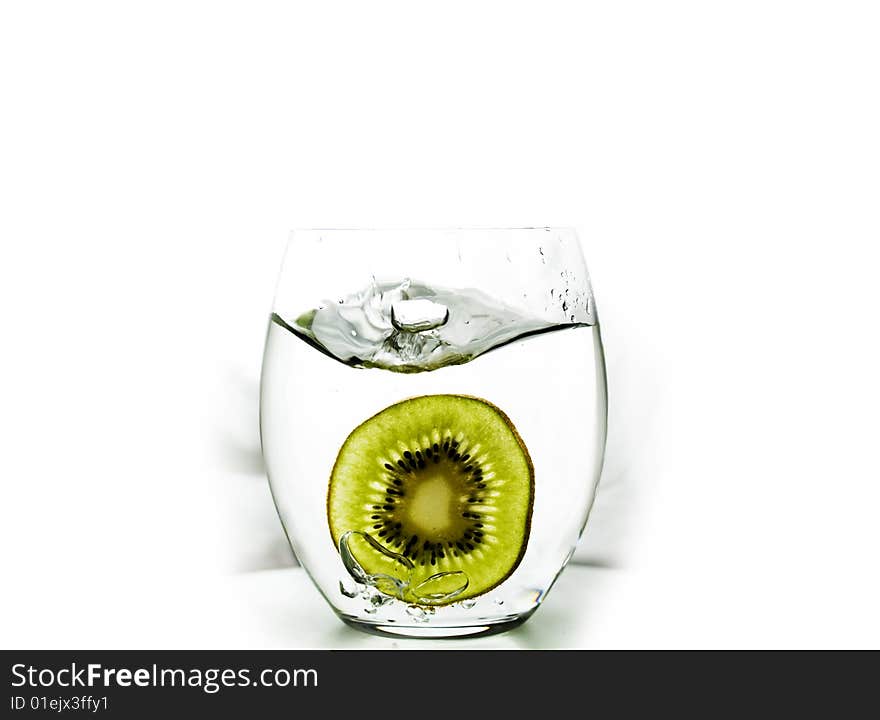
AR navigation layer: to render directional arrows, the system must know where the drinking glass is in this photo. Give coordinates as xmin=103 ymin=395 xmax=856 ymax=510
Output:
xmin=260 ymin=228 xmax=606 ymax=638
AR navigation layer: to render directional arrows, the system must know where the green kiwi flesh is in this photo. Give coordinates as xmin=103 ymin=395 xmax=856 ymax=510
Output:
xmin=328 ymin=394 xmax=534 ymax=605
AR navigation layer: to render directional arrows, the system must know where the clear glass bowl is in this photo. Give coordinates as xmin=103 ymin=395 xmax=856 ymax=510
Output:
xmin=260 ymin=228 xmax=606 ymax=637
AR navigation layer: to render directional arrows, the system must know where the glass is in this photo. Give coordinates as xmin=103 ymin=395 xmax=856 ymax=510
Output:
xmin=260 ymin=228 xmax=607 ymax=638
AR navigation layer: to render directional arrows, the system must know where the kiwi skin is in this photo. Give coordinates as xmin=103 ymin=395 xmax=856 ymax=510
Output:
xmin=328 ymin=394 xmax=534 ymax=605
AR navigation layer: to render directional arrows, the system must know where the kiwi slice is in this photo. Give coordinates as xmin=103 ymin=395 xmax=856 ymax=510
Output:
xmin=328 ymin=394 xmax=534 ymax=605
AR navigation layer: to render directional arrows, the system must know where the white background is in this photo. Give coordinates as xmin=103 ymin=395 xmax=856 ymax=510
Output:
xmin=1 ymin=1 xmax=878 ymax=648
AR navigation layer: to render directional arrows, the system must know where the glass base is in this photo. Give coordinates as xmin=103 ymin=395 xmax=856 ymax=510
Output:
xmin=339 ymin=612 xmax=533 ymax=639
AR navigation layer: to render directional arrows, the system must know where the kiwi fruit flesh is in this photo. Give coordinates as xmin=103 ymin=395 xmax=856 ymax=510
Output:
xmin=328 ymin=394 xmax=534 ymax=605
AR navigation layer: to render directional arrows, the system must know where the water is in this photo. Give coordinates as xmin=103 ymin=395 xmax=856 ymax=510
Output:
xmin=261 ymin=278 xmax=606 ymax=632
xmin=277 ymin=277 xmax=590 ymax=372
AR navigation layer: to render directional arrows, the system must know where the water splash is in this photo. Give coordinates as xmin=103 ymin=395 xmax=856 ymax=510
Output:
xmin=339 ymin=530 xmax=412 ymax=601
xmin=411 ymin=571 xmax=469 ymax=605
xmin=279 ymin=278 xmax=592 ymax=373
xmin=391 ymin=298 xmax=449 ymax=332
xmin=339 ymin=530 xmax=472 ymax=607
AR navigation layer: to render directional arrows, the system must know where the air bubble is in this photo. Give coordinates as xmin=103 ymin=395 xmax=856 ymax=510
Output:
xmin=339 ymin=581 xmax=360 ymax=599
xmin=370 ymin=593 xmax=393 ymax=608
xmin=372 ymin=575 xmax=407 ymax=598
xmin=406 ymin=605 xmax=429 ymax=622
